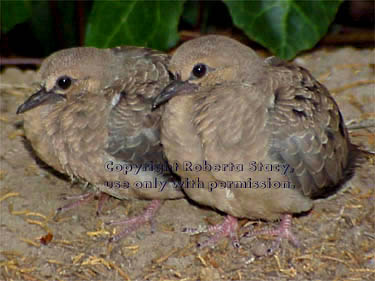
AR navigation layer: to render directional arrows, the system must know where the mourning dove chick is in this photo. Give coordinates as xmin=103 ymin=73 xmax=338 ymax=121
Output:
xmin=153 ymin=35 xmax=354 ymax=250
xmin=17 ymin=46 xmax=183 ymax=242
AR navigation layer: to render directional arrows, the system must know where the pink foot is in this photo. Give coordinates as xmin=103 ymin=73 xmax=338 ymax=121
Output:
xmin=96 ymin=192 xmax=110 ymax=216
xmin=55 ymin=191 xmax=109 ymax=217
xmin=243 ymin=214 xmax=300 ymax=254
xmin=183 ymin=215 xmax=240 ymax=248
xmin=106 ymin=200 xmax=162 ymax=242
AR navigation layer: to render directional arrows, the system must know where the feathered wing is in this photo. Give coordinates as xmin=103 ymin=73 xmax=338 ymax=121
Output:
xmin=194 ymin=58 xmax=352 ymax=199
xmin=105 ymin=48 xmax=177 ymax=182
xmin=266 ymin=58 xmax=351 ymax=198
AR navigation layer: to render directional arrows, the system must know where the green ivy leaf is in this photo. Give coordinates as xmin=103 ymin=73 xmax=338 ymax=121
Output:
xmin=1 ymin=0 xmax=32 ymax=34
xmin=85 ymin=0 xmax=186 ymax=50
xmin=181 ymin=0 xmax=199 ymax=28
xmin=29 ymin=0 xmax=58 ymax=55
xmin=223 ymin=0 xmax=343 ymax=59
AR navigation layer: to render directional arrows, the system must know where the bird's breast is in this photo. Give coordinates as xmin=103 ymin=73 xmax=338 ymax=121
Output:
xmin=30 ymin=97 xmax=110 ymax=183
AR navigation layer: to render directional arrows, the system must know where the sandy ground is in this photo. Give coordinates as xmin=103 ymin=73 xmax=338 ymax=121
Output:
xmin=0 ymin=47 xmax=374 ymax=281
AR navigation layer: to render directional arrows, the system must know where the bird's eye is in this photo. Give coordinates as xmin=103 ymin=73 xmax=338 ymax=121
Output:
xmin=192 ymin=63 xmax=207 ymax=78
xmin=56 ymin=76 xmax=72 ymax=90
xmin=168 ymin=70 xmax=176 ymax=80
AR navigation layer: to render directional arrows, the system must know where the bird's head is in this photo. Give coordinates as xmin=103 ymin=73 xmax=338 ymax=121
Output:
xmin=17 ymin=47 xmax=119 ymax=114
xmin=153 ymin=35 xmax=265 ymax=108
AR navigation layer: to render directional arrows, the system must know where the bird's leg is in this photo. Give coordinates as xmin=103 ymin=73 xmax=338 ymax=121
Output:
xmin=96 ymin=192 xmax=110 ymax=216
xmin=106 ymin=199 xmax=162 ymax=243
xmin=183 ymin=215 xmax=240 ymax=248
xmin=243 ymin=214 xmax=300 ymax=254
xmin=55 ymin=191 xmax=109 ymax=217
xmin=56 ymin=192 xmax=95 ymax=213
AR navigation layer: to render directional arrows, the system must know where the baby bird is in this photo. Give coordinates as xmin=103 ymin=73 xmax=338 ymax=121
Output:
xmin=17 ymin=46 xmax=183 ymax=242
xmin=153 ymin=35 xmax=354 ymax=251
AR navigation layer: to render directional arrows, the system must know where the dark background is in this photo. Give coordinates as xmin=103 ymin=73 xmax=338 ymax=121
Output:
xmin=1 ymin=0 xmax=374 ymax=65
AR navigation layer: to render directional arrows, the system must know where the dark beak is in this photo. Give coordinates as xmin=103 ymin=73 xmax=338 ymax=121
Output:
xmin=152 ymin=79 xmax=197 ymax=109
xmin=16 ymin=87 xmax=66 ymax=114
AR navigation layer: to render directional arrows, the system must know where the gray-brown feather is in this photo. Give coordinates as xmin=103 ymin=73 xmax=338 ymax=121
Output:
xmin=21 ymin=46 xmax=183 ymax=200
xmin=106 ymin=48 xmax=173 ymax=173
xmin=266 ymin=59 xmax=350 ymax=198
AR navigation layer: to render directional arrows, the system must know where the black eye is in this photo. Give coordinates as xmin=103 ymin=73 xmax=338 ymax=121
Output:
xmin=192 ymin=63 xmax=207 ymax=78
xmin=56 ymin=76 xmax=72 ymax=90
xmin=168 ymin=70 xmax=176 ymax=80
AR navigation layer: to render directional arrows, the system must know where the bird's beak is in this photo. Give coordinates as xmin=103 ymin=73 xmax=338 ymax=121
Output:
xmin=16 ymin=87 xmax=66 ymax=114
xmin=152 ymin=79 xmax=197 ymax=109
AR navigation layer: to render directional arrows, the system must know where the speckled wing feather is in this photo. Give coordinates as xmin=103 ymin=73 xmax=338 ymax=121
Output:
xmin=106 ymin=48 xmax=171 ymax=166
xmin=266 ymin=58 xmax=350 ymax=198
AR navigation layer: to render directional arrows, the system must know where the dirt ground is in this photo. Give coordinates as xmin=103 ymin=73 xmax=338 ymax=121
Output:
xmin=0 ymin=47 xmax=374 ymax=281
